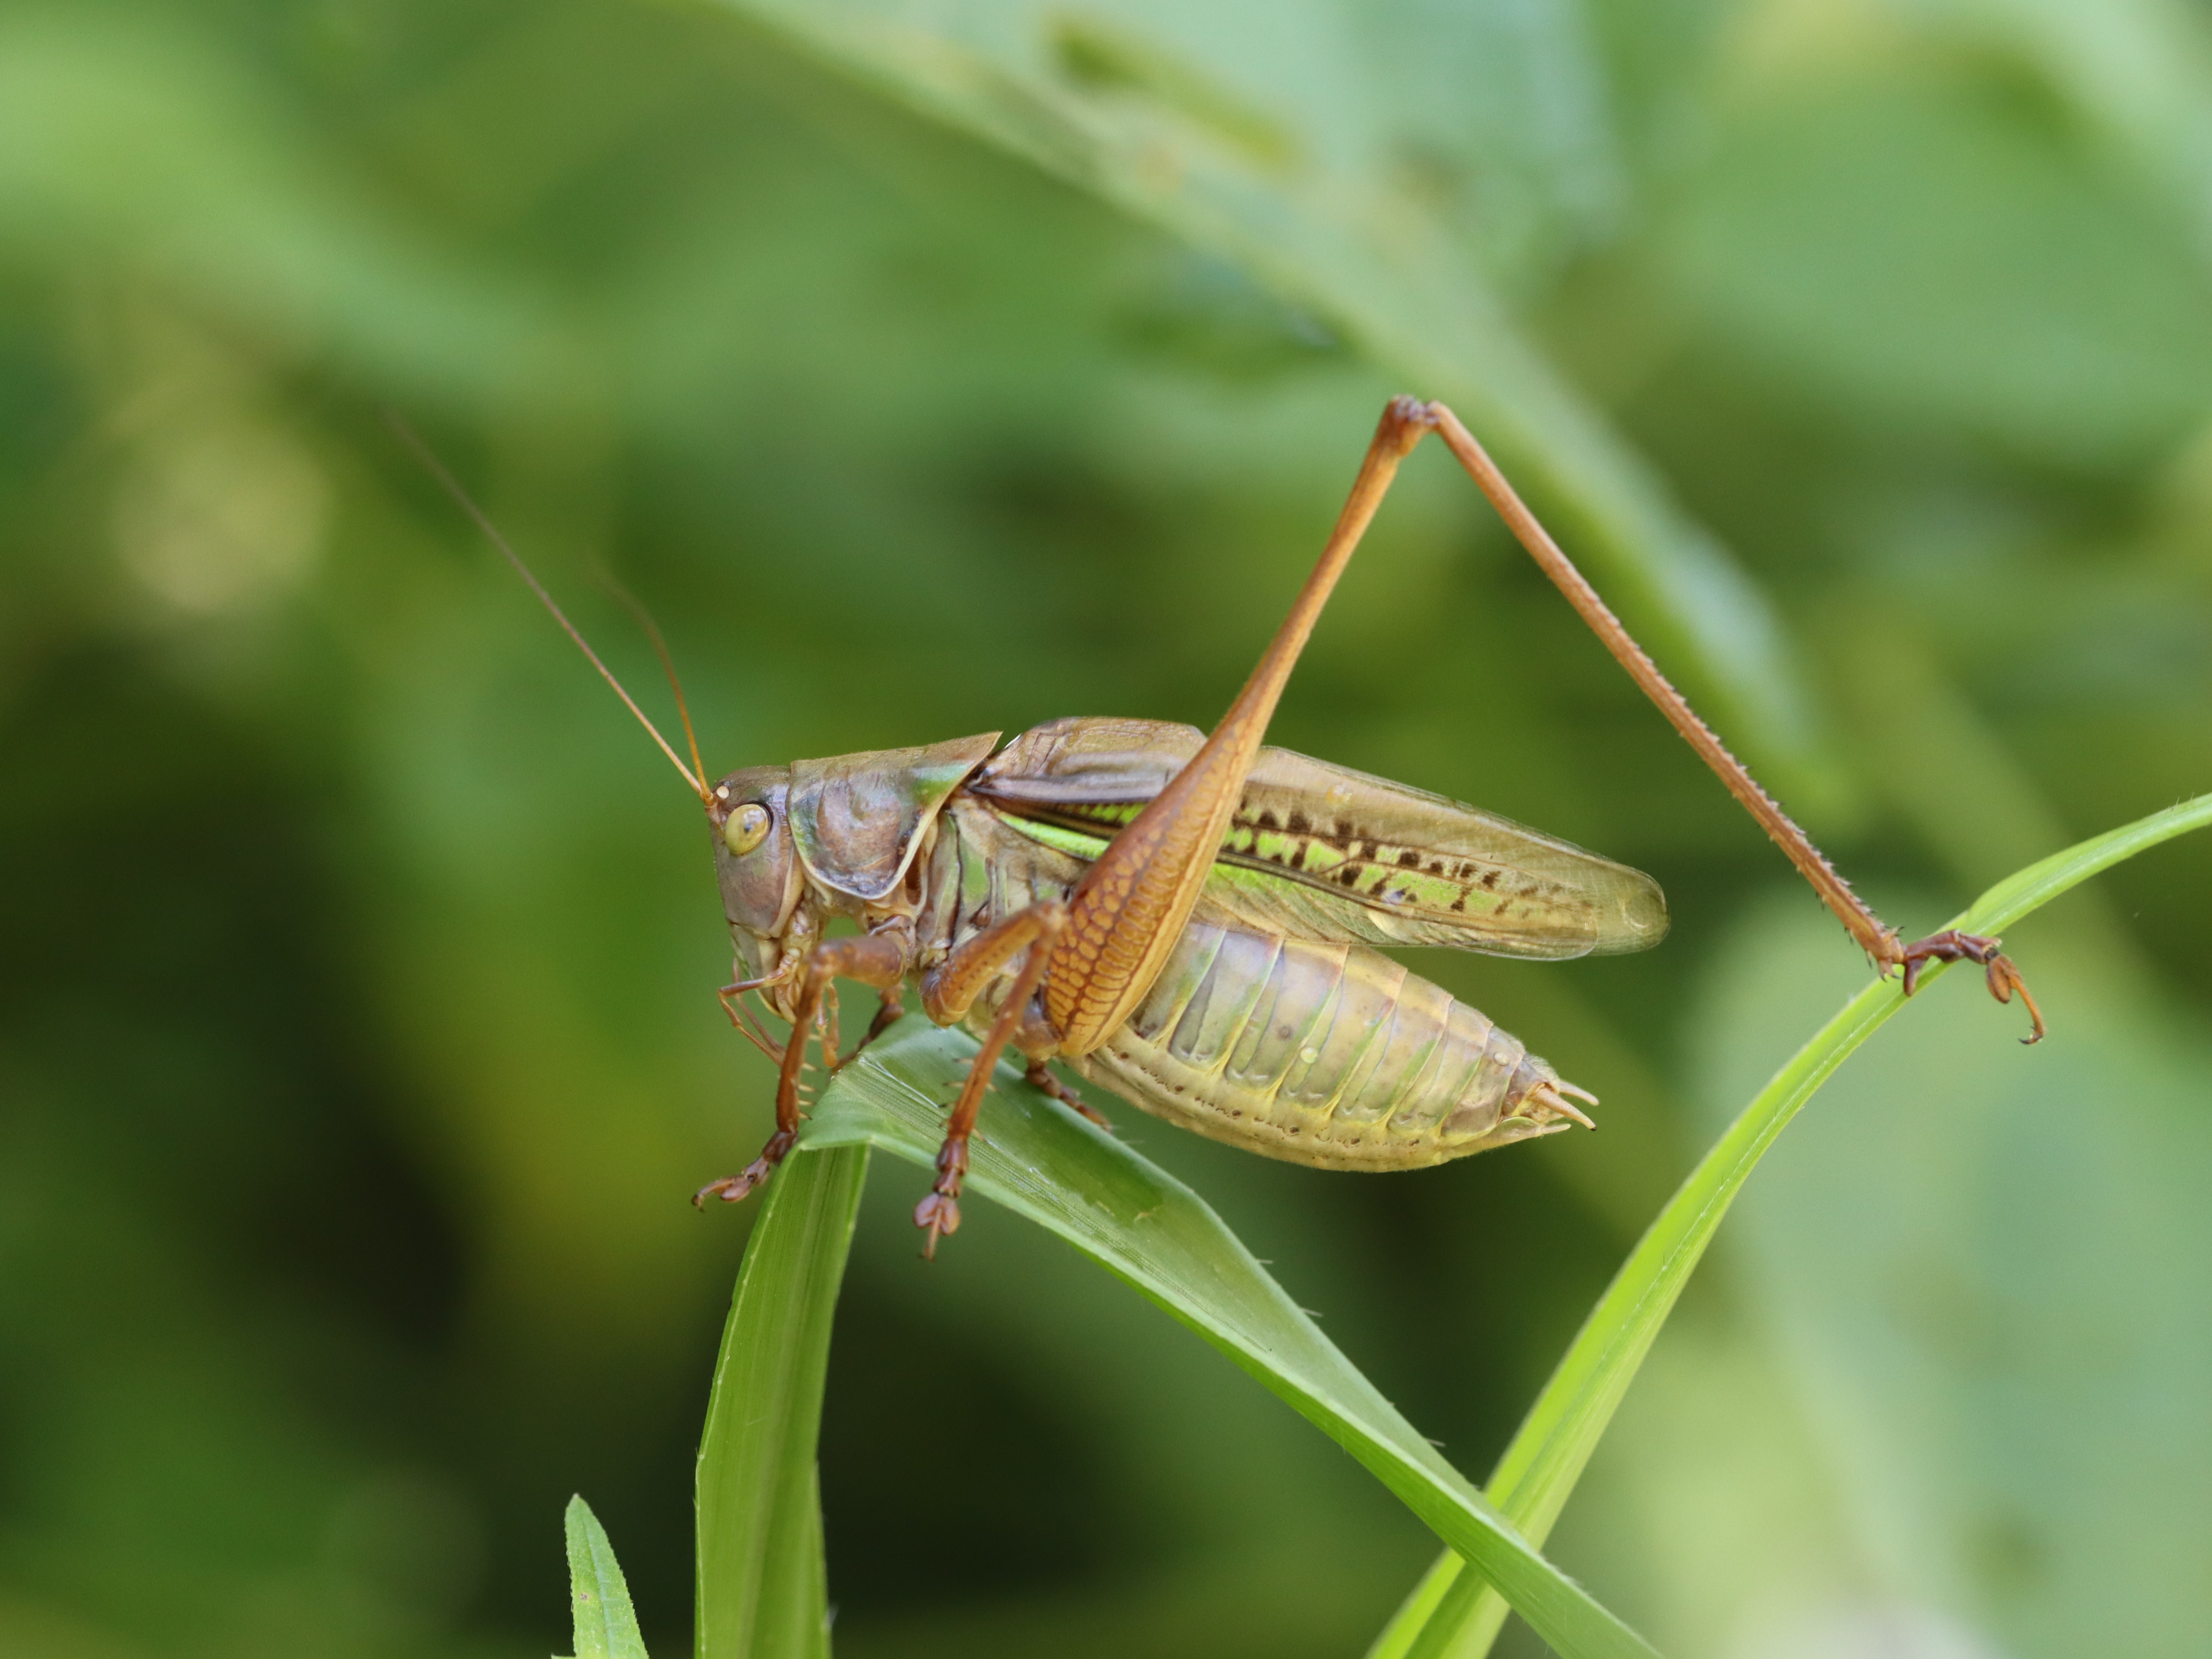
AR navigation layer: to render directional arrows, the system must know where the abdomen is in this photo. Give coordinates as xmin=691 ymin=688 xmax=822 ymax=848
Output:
xmin=1068 ymin=915 xmax=1583 ymax=1170
xmin=918 ymin=801 xmax=1583 ymax=1169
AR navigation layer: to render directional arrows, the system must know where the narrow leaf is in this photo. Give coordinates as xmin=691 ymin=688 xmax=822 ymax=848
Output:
xmin=565 ymin=1495 xmax=650 ymax=1659
xmin=695 ymin=1143 xmax=868 ymax=1659
xmin=1369 ymin=791 xmax=2212 ymax=1659
xmin=802 ymin=1029 xmax=1658 ymax=1659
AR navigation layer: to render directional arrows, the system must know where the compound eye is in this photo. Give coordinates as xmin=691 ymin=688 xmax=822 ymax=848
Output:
xmin=723 ymin=802 xmax=772 ymax=858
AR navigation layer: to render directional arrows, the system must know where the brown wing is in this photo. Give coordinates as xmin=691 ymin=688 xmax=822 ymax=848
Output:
xmin=971 ymin=717 xmax=1667 ymax=960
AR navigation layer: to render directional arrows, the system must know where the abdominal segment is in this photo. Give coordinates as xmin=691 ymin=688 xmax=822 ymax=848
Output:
xmin=1065 ymin=915 xmax=1583 ymax=1171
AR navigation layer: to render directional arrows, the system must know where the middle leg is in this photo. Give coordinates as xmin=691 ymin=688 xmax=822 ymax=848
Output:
xmin=914 ymin=900 xmax=1068 ymax=1256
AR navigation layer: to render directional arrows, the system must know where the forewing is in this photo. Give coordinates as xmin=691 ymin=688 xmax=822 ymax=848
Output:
xmin=973 ymin=718 xmax=1667 ymax=960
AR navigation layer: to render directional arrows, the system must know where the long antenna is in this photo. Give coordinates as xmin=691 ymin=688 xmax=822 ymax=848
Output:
xmin=598 ymin=568 xmax=707 ymax=794
xmin=387 ymin=413 xmax=711 ymax=804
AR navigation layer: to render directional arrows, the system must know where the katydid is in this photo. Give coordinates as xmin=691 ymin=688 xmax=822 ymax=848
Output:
xmin=402 ymin=398 xmax=2040 ymax=1257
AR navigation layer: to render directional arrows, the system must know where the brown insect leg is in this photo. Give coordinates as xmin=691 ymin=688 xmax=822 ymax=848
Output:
xmin=695 ymin=930 xmax=909 ymax=1207
xmin=717 ymin=986 xmax=786 ymax=1066
xmin=913 ymin=901 xmax=1068 ymax=1257
xmin=921 ymin=901 xmax=1065 ymax=1024
xmin=820 ymin=983 xmax=842 ymax=1075
xmin=717 ymin=963 xmax=794 ymax=1065
xmin=1026 ymin=1061 xmax=1111 ymax=1130
xmin=1045 ymin=399 xmax=1434 ymax=1058
xmin=1898 ymin=929 xmax=2046 ymax=1044
xmin=1413 ymin=399 xmax=2045 ymax=1039
xmin=837 ymin=989 xmax=906 ymax=1067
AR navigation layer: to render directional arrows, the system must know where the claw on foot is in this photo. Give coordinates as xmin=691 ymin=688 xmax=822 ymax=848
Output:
xmin=914 ymin=1191 xmax=961 ymax=1258
xmin=914 ymin=1136 xmax=970 ymax=1259
xmin=1893 ymin=929 xmax=2046 ymax=1045
xmin=693 ymin=1128 xmax=797 ymax=1208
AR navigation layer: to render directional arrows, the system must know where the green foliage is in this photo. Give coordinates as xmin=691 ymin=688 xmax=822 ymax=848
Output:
xmin=713 ymin=0 xmax=1836 ymax=800
xmin=680 ymin=796 xmax=2205 ymax=1659
xmin=564 ymin=1497 xmax=650 ymax=1659
xmin=3 ymin=0 xmax=2210 ymax=1656
xmin=695 ymin=1147 xmax=860 ymax=1659
xmin=799 ymin=1025 xmax=1652 ymax=1659
xmin=1683 ymin=887 xmax=2212 ymax=1648
xmin=1370 ymin=794 xmax=2212 ymax=1657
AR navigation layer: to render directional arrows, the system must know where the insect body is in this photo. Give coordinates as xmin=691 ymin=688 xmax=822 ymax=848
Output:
xmin=403 ymin=395 xmax=2041 ymax=1256
xmin=711 ymin=716 xmax=1662 ymax=1180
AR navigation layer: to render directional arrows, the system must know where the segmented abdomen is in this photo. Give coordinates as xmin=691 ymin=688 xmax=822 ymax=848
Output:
xmin=1069 ymin=916 xmax=1581 ymax=1170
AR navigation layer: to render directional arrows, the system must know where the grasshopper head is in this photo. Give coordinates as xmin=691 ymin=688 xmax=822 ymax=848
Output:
xmin=710 ymin=765 xmax=803 ymax=981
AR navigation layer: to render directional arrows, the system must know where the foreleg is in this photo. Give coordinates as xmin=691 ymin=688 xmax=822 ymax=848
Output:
xmin=695 ymin=929 xmax=909 ymax=1206
xmin=716 ymin=965 xmax=791 ymax=1066
xmin=913 ymin=901 xmax=1068 ymax=1256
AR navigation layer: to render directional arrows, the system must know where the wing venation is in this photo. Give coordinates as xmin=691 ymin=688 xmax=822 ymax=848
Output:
xmin=973 ymin=717 xmax=1667 ymax=960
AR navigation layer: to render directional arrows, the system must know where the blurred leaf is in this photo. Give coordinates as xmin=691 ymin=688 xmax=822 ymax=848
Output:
xmin=6 ymin=0 xmax=2207 ymax=1652
xmin=1367 ymin=790 xmax=2212 ymax=1657
xmin=565 ymin=1495 xmax=650 ymax=1659
xmin=708 ymin=0 xmax=1845 ymax=803
xmin=1667 ymin=69 xmax=2212 ymax=467
xmin=803 ymin=1023 xmax=1659 ymax=1659
xmin=1692 ymin=907 xmax=2212 ymax=1646
xmin=1896 ymin=0 xmax=2212 ymax=265
xmin=0 ymin=11 xmax=559 ymax=404
xmin=695 ymin=1145 xmax=865 ymax=1659
xmin=1697 ymin=917 xmax=2212 ymax=1649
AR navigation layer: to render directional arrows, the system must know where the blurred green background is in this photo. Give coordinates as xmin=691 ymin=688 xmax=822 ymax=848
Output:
xmin=3 ymin=0 xmax=2210 ymax=1655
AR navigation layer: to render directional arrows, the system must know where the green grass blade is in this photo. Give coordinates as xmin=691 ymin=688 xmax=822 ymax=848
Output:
xmin=565 ymin=1495 xmax=650 ymax=1659
xmin=1368 ymin=791 xmax=2212 ymax=1659
xmin=706 ymin=0 xmax=1837 ymax=794
xmin=695 ymin=1143 xmax=868 ymax=1659
xmin=803 ymin=1033 xmax=1658 ymax=1659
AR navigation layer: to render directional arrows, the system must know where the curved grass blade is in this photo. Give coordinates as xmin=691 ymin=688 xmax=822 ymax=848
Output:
xmin=695 ymin=1143 xmax=868 ymax=1659
xmin=707 ymin=0 xmax=1837 ymax=796
xmin=802 ymin=1029 xmax=1658 ymax=1659
xmin=565 ymin=1495 xmax=650 ymax=1659
xmin=1368 ymin=791 xmax=2212 ymax=1659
